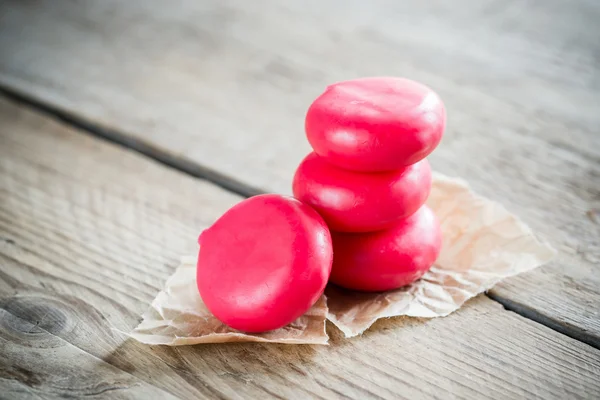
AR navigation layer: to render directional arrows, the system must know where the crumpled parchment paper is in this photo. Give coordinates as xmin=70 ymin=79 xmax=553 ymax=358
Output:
xmin=128 ymin=256 xmax=329 ymax=345
xmin=129 ymin=173 xmax=556 ymax=344
xmin=326 ymin=173 xmax=556 ymax=336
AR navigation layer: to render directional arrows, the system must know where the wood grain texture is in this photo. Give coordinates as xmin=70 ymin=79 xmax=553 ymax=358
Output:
xmin=0 ymin=0 xmax=598 ymax=343
xmin=1 ymin=97 xmax=600 ymax=399
xmin=0 ymin=308 xmax=177 ymax=400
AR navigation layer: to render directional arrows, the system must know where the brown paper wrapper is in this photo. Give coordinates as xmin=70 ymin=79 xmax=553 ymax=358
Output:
xmin=129 ymin=173 xmax=555 ymax=344
xmin=128 ymin=256 xmax=329 ymax=345
xmin=327 ymin=173 xmax=556 ymax=336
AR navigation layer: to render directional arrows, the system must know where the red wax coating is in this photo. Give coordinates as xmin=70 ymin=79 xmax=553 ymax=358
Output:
xmin=197 ymin=194 xmax=333 ymax=332
xmin=306 ymin=77 xmax=446 ymax=172
xmin=329 ymin=205 xmax=442 ymax=292
xmin=293 ymin=152 xmax=432 ymax=233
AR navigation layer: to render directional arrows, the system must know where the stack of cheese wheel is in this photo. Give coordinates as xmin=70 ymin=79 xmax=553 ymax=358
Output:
xmin=293 ymin=77 xmax=445 ymax=291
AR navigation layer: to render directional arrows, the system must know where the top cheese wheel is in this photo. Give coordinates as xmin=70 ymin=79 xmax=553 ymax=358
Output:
xmin=305 ymin=77 xmax=446 ymax=171
xmin=197 ymin=194 xmax=333 ymax=333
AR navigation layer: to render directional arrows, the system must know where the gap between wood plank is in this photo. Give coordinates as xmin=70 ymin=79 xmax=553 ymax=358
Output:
xmin=0 ymin=87 xmax=263 ymax=199
xmin=487 ymin=292 xmax=599 ymax=350
xmin=2 ymin=85 xmax=597 ymax=351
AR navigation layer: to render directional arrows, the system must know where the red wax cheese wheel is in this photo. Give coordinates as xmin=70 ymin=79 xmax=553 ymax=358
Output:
xmin=330 ymin=205 xmax=442 ymax=292
xmin=197 ymin=194 xmax=333 ymax=332
xmin=293 ymin=152 xmax=432 ymax=233
xmin=306 ymin=77 xmax=446 ymax=172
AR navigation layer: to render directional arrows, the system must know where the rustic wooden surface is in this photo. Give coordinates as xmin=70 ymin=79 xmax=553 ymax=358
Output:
xmin=1 ymin=304 xmax=178 ymax=400
xmin=1 ymin=0 xmax=598 ymax=347
xmin=1 ymin=0 xmax=600 ymax=398
xmin=2 ymin=97 xmax=600 ymax=399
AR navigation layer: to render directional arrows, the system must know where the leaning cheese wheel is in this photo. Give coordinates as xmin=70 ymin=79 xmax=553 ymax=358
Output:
xmin=293 ymin=152 xmax=431 ymax=232
xmin=197 ymin=194 xmax=333 ymax=332
xmin=329 ymin=205 xmax=442 ymax=292
xmin=306 ymin=77 xmax=445 ymax=172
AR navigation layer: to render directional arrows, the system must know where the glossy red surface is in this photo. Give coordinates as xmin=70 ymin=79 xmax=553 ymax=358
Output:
xmin=293 ymin=152 xmax=432 ymax=232
xmin=305 ymin=77 xmax=445 ymax=172
xmin=197 ymin=194 xmax=333 ymax=332
xmin=329 ymin=205 xmax=442 ymax=292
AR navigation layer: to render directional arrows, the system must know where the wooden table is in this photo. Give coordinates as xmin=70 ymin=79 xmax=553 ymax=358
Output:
xmin=1 ymin=1 xmax=599 ymax=398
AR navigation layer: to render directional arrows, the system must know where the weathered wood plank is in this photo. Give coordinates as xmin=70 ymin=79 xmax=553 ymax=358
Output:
xmin=0 ymin=0 xmax=598 ymax=343
xmin=1 ymin=97 xmax=600 ymax=399
xmin=0 ymin=307 xmax=176 ymax=399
